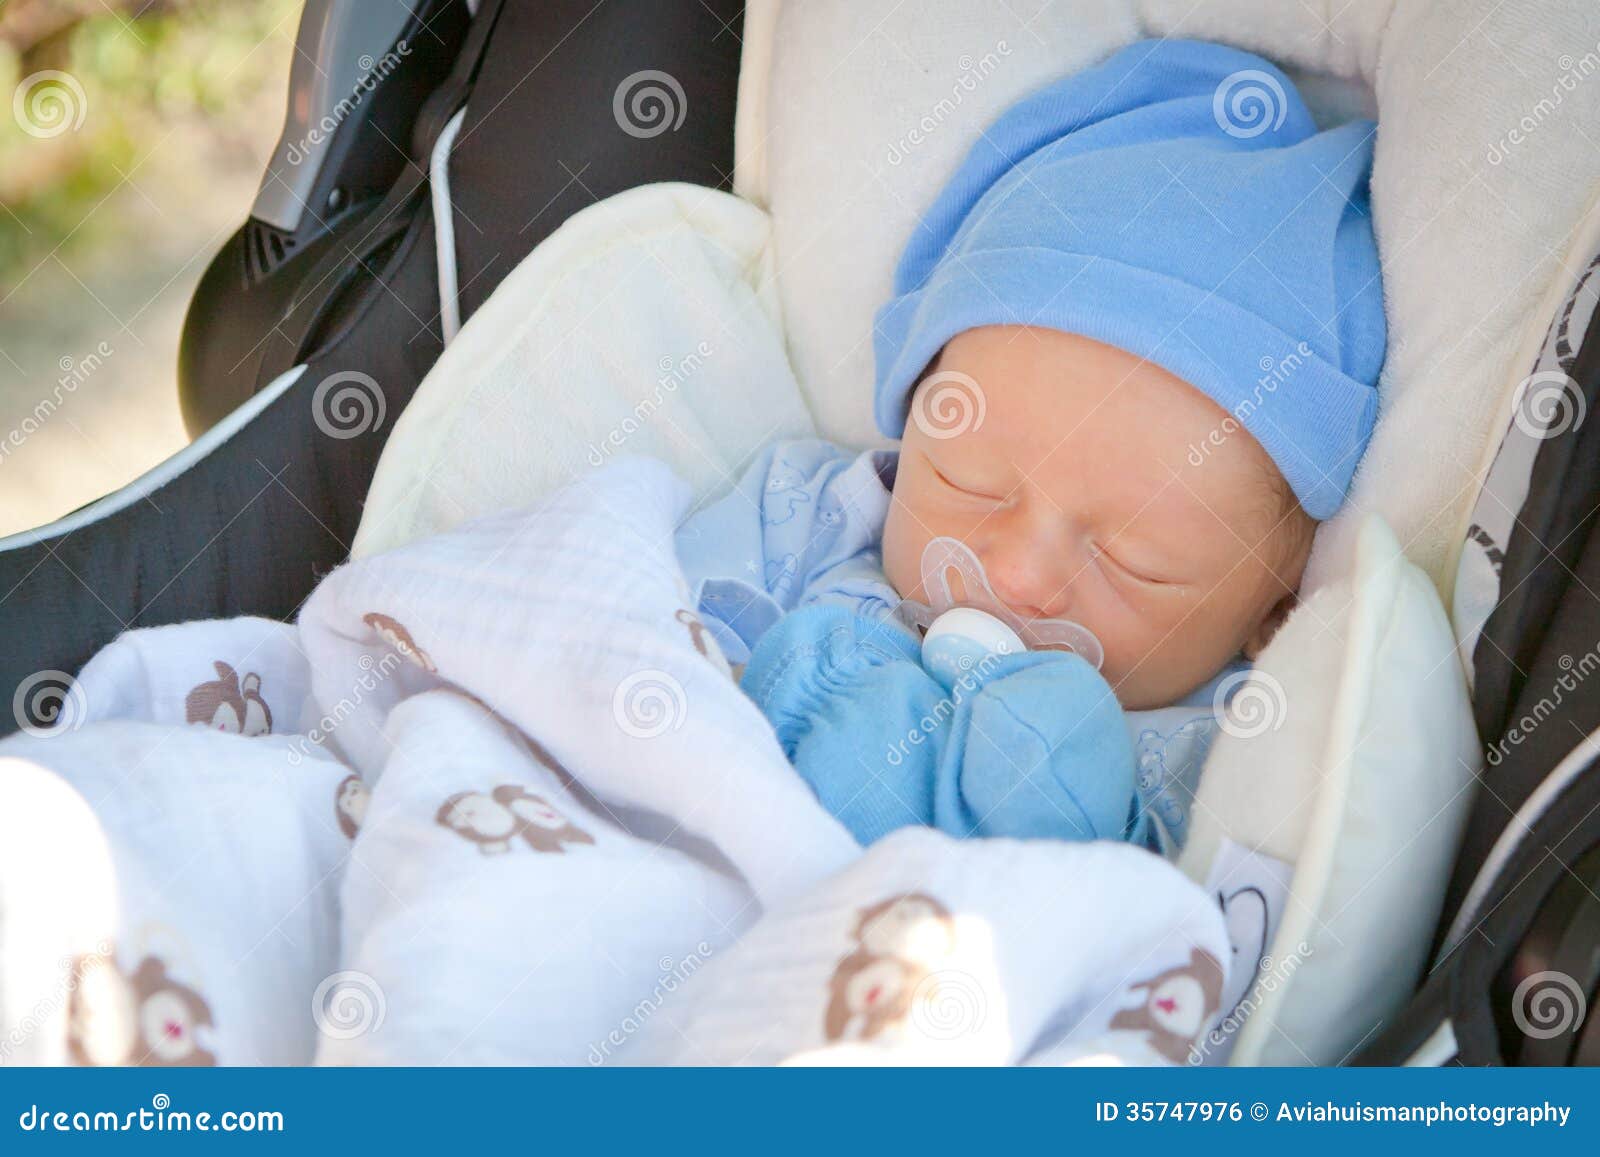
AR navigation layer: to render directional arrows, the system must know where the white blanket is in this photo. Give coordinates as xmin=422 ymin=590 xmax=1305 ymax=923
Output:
xmin=0 ymin=459 xmax=1227 ymax=1066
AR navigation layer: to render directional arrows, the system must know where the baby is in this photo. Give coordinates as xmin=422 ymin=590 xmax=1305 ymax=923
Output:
xmin=675 ymin=39 xmax=1384 ymax=854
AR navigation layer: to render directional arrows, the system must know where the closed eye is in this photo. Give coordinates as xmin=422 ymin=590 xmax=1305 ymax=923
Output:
xmin=929 ymin=461 xmax=1002 ymax=501
xmin=1095 ymin=543 xmax=1177 ymax=587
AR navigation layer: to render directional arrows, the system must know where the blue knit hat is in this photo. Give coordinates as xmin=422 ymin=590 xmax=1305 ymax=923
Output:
xmin=873 ymin=39 xmax=1385 ymax=519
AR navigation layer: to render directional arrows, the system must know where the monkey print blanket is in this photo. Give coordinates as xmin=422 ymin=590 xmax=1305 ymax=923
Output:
xmin=0 ymin=458 xmax=1228 ymax=1066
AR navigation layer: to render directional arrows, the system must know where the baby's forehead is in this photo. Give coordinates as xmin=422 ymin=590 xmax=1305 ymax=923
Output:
xmin=921 ymin=325 xmax=1293 ymax=523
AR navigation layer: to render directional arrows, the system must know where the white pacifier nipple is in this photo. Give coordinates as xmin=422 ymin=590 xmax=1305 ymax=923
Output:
xmin=921 ymin=607 xmax=1024 ymax=689
xmin=897 ymin=536 xmax=1105 ymax=670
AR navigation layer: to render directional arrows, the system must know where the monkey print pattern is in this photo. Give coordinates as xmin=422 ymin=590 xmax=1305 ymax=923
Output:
xmin=1108 ymin=948 xmax=1225 ymax=1064
xmin=436 ymin=785 xmax=595 ymax=854
xmin=362 ymin=611 xmax=437 ymax=673
xmin=823 ymin=893 xmax=955 ymax=1043
xmin=335 ymin=774 xmax=370 ymax=839
xmin=66 ymin=952 xmax=216 ymax=1067
xmin=184 ymin=661 xmax=272 ymax=735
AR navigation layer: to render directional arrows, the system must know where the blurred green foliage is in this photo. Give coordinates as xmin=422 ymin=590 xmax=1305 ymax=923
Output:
xmin=0 ymin=0 xmax=300 ymax=283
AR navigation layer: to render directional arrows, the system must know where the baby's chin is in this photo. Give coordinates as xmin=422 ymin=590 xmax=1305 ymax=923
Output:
xmin=1101 ymin=655 xmax=1223 ymax=711
xmin=1106 ymin=677 xmax=1177 ymax=712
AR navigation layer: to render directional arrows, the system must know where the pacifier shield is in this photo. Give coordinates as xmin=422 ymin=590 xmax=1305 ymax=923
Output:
xmin=898 ymin=536 xmax=1104 ymax=669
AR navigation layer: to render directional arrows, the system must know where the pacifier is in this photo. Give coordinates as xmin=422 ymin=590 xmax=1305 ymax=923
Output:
xmin=897 ymin=537 xmax=1105 ymax=682
xmin=919 ymin=606 xmax=1025 ymax=690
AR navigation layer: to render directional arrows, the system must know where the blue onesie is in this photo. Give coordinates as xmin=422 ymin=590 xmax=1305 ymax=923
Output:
xmin=675 ymin=439 xmax=1236 ymax=857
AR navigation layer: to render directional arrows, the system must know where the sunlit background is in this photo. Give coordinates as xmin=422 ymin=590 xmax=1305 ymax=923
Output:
xmin=0 ymin=0 xmax=301 ymax=536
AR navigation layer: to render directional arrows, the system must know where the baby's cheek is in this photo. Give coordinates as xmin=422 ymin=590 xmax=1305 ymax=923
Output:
xmin=879 ymin=504 xmax=918 ymax=600
xmin=1094 ymin=602 xmax=1213 ymax=707
xmin=1144 ymin=597 xmax=1255 ymax=703
xmin=1095 ymin=625 xmax=1153 ymax=691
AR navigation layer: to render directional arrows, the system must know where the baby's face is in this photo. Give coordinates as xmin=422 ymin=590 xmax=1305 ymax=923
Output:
xmin=883 ymin=326 xmax=1314 ymax=710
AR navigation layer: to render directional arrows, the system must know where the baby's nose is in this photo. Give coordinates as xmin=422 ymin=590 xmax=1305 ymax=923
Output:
xmin=982 ymin=540 xmax=1075 ymax=620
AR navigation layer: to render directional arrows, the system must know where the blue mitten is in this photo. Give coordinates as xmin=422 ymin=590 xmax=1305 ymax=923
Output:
xmin=742 ymin=604 xmax=1140 ymax=846
xmin=741 ymin=604 xmax=937 ymax=841
xmin=935 ymin=652 xmax=1139 ymax=842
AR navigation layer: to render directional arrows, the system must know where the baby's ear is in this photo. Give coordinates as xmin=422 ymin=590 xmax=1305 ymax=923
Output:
xmin=1243 ymin=592 xmax=1298 ymax=660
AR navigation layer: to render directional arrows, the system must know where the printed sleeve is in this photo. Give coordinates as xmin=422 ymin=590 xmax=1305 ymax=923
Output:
xmin=676 ymin=439 xmax=890 ymax=609
xmin=747 ymin=440 xmax=889 ymax=609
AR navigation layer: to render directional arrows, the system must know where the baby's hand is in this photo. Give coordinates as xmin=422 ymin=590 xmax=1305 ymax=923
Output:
xmin=741 ymin=602 xmax=1140 ymax=846
xmin=942 ymin=649 xmax=1137 ymax=841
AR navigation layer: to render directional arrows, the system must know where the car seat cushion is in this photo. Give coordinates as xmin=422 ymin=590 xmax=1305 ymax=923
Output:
xmin=351 ymin=182 xmax=814 ymax=561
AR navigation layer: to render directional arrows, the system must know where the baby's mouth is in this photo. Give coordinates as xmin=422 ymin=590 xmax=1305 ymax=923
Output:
xmin=896 ymin=537 xmax=1104 ymax=669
